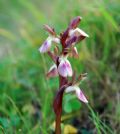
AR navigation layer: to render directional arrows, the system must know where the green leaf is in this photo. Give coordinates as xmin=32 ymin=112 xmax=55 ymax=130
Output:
xmin=10 ymin=115 xmax=20 ymax=127
xmin=0 ymin=117 xmax=9 ymax=128
xmin=70 ymin=99 xmax=81 ymax=111
xmin=64 ymin=100 xmax=72 ymax=113
xmin=63 ymin=94 xmax=81 ymax=113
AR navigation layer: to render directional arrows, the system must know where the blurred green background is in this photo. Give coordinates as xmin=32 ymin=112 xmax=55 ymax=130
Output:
xmin=0 ymin=0 xmax=120 ymax=133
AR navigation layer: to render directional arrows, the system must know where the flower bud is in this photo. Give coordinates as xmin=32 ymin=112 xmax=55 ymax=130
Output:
xmin=44 ymin=24 xmax=56 ymax=36
xmin=69 ymin=16 xmax=82 ymax=29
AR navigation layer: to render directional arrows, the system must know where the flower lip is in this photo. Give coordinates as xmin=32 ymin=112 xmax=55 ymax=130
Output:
xmin=58 ymin=56 xmax=73 ymax=77
xmin=65 ymin=85 xmax=88 ymax=103
xmin=39 ymin=36 xmax=60 ymax=53
xmin=39 ymin=38 xmax=52 ymax=53
xmin=76 ymin=87 xmax=88 ymax=103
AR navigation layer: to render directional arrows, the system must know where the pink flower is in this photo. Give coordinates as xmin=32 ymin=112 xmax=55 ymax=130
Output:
xmin=39 ymin=36 xmax=60 ymax=53
xmin=65 ymin=27 xmax=89 ymax=49
xmin=46 ymin=64 xmax=58 ymax=78
xmin=69 ymin=28 xmax=89 ymax=38
xmin=65 ymin=85 xmax=88 ymax=103
xmin=58 ymin=56 xmax=73 ymax=77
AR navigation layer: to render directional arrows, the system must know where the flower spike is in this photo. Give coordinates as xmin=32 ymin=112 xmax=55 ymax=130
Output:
xmin=39 ymin=16 xmax=89 ymax=134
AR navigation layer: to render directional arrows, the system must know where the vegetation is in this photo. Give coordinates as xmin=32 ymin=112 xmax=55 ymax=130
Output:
xmin=0 ymin=0 xmax=120 ymax=133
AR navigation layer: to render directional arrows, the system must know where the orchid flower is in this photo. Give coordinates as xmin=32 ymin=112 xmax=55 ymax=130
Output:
xmin=46 ymin=64 xmax=58 ymax=78
xmin=65 ymin=17 xmax=89 ymax=57
xmin=58 ymin=55 xmax=72 ymax=77
xmin=63 ymin=18 xmax=89 ymax=59
xmin=65 ymin=85 xmax=88 ymax=103
xmin=65 ymin=27 xmax=89 ymax=58
xmin=69 ymin=27 xmax=89 ymax=38
xmin=39 ymin=16 xmax=89 ymax=134
xmin=39 ymin=36 xmax=60 ymax=53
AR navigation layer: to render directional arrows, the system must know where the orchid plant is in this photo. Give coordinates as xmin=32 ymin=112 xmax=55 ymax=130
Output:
xmin=39 ymin=16 xmax=89 ymax=134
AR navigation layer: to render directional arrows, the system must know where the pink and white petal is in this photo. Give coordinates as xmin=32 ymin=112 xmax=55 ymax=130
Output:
xmin=58 ymin=61 xmax=68 ymax=77
xmin=74 ymin=28 xmax=89 ymax=37
xmin=52 ymin=37 xmax=60 ymax=44
xmin=75 ymin=88 xmax=88 ymax=103
xmin=46 ymin=64 xmax=58 ymax=78
xmin=39 ymin=39 xmax=52 ymax=53
xmin=65 ymin=60 xmax=73 ymax=77
xmin=69 ymin=28 xmax=89 ymax=38
xmin=65 ymin=86 xmax=75 ymax=93
xmin=69 ymin=29 xmax=76 ymax=37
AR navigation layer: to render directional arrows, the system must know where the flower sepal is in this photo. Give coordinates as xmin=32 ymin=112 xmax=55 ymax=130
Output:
xmin=65 ymin=85 xmax=88 ymax=103
xmin=39 ymin=36 xmax=60 ymax=53
xmin=46 ymin=64 xmax=58 ymax=78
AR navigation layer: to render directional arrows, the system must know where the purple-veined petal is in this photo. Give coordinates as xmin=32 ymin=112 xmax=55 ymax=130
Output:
xmin=65 ymin=60 xmax=73 ymax=76
xmin=39 ymin=38 xmax=52 ymax=53
xmin=66 ymin=35 xmax=77 ymax=47
xmin=58 ymin=60 xmax=68 ymax=77
xmin=75 ymin=87 xmax=88 ymax=103
xmin=46 ymin=64 xmax=58 ymax=78
xmin=65 ymin=86 xmax=88 ymax=103
xmin=69 ymin=28 xmax=89 ymax=38
xmin=58 ymin=58 xmax=73 ymax=77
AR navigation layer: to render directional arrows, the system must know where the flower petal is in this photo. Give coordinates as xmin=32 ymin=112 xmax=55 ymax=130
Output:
xmin=39 ymin=39 xmax=52 ymax=53
xmin=52 ymin=37 xmax=60 ymax=44
xmin=65 ymin=86 xmax=75 ymax=93
xmin=58 ymin=59 xmax=72 ymax=77
xmin=65 ymin=60 xmax=73 ymax=77
xmin=69 ymin=28 xmax=89 ymax=38
xmin=75 ymin=87 xmax=88 ymax=103
xmin=65 ymin=86 xmax=88 ymax=103
xmin=58 ymin=60 xmax=68 ymax=77
xmin=46 ymin=64 xmax=58 ymax=78
xmin=66 ymin=35 xmax=77 ymax=47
